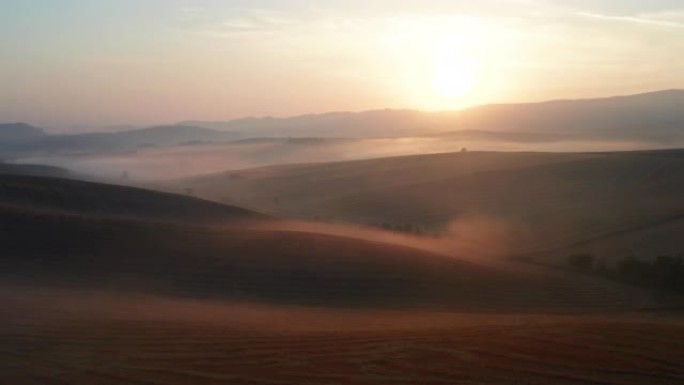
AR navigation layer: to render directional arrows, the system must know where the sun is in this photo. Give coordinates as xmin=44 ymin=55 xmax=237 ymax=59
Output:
xmin=377 ymin=16 xmax=494 ymax=110
xmin=431 ymin=52 xmax=479 ymax=100
xmin=417 ymin=31 xmax=483 ymax=109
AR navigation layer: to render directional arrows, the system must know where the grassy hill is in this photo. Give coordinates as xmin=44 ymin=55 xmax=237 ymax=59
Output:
xmin=179 ymin=149 xmax=684 ymax=263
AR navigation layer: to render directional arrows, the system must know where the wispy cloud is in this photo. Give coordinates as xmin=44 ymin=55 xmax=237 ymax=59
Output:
xmin=188 ymin=10 xmax=302 ymax=39
xmin=222 ymin=12 xmax=296 ymax=32
xmin=577 ymin=12 xmax=684 ymax=28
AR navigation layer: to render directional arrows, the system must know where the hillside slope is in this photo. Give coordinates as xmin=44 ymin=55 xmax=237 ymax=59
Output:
xmin=0 ymin=174 xmax=263 ymax=224
xmin=182 ymin=151 xmax=594 ymax=214
xmin=180 ymin=149 xmax=684 ymax=261
xmin=2 ymin=204 xmax=669 ymax=311
xmin=2 ymin=173 xmax=674 ymax=310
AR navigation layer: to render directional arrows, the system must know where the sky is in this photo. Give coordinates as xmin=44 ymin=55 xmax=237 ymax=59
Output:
xmin=1 ymin=0 xmax=683 ymax=130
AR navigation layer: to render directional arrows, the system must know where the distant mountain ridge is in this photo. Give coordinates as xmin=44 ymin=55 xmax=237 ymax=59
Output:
xmin=3 ymin=90 xmax=684 ymax=157
xmin=446 ymin=89 xmax=684 ymax=141
xmin=181 ymin=90 xmax=684 ymax=142
xmin=181 ymin=109 xmax=431 ymax=139
xmin=0 ymin=123 xmax=46 ymax=142
xmin=0 ymin=124 xmax=236 ymax=155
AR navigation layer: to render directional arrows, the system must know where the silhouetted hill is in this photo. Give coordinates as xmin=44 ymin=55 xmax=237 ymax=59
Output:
xmin=110 ymin=124 xmax=236 ymax=145
xmin=182 ymin=109 xmax=431 ymax=139
xmin=443 ymin=90 xmax=684 ymax=142
xmin=0 ymin=123 xmax=46 ymax=142
xmin=183 ymin=90 xmax=684 ymax=143
xmin=0 ymin=163 xmax=69 ymax=178
xmin=1 ymin=124 xmax=237 ymax=155
xmin=48 ymin=124 xmax=236 ymax=150
xmin=4 ymin=90 xmax=684 ymax=161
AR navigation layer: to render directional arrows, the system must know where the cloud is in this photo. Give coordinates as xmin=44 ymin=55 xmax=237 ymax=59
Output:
xmin=187 ymin=9 xmax=303 ymax=39
xmin=222 ymin=13 xmax=295 ymax=32
xmin=576 ymin=11 xmax=684 ymax=28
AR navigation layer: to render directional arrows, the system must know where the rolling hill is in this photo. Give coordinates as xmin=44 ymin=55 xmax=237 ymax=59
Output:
xmin=1 ymin=173 xmax=670 ymax=311
xmin=179 ymin=149 xmax=684 ymax=264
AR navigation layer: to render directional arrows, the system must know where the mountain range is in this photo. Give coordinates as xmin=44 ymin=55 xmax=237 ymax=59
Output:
xmin=2 ymin=90 xmax=683 ymax=158
xmin=183 ymin=90 xmax=684 ymax=142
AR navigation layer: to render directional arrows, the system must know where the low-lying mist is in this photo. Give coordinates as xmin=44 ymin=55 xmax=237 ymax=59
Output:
xmin=9 ymin=136 xmax=673 ymax=182
xmin=240 ymin=215 xmax=532 ymax=264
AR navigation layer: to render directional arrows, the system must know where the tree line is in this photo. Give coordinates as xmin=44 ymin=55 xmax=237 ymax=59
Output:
xmin=568 ymin=253 xmax=684 ymax=293
xmin=375 ymin=222 xmax=427 ymax=235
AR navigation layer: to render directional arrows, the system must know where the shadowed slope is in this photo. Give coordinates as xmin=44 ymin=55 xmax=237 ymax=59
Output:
xmin=1 ymin=173 xmax=678 ymax=311
xmin=1 ymin=203 xmax=671 ymax=311
xmin=0 ymin=174 xmax=263 ymax=224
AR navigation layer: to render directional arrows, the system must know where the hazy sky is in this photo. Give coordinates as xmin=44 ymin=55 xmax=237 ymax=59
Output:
xmin=2 ymin=0 xmax=683 ymax=129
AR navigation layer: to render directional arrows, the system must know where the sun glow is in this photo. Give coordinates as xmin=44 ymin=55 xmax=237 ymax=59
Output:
xmin=431 ymin=51 xmax=479 ymax=99
xmin=378 ymin=17 xmax=505 ymax=110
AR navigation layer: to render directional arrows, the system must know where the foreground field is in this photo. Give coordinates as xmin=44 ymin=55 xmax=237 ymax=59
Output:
xmin=3 ymin=288 xmax=683 ymax=385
